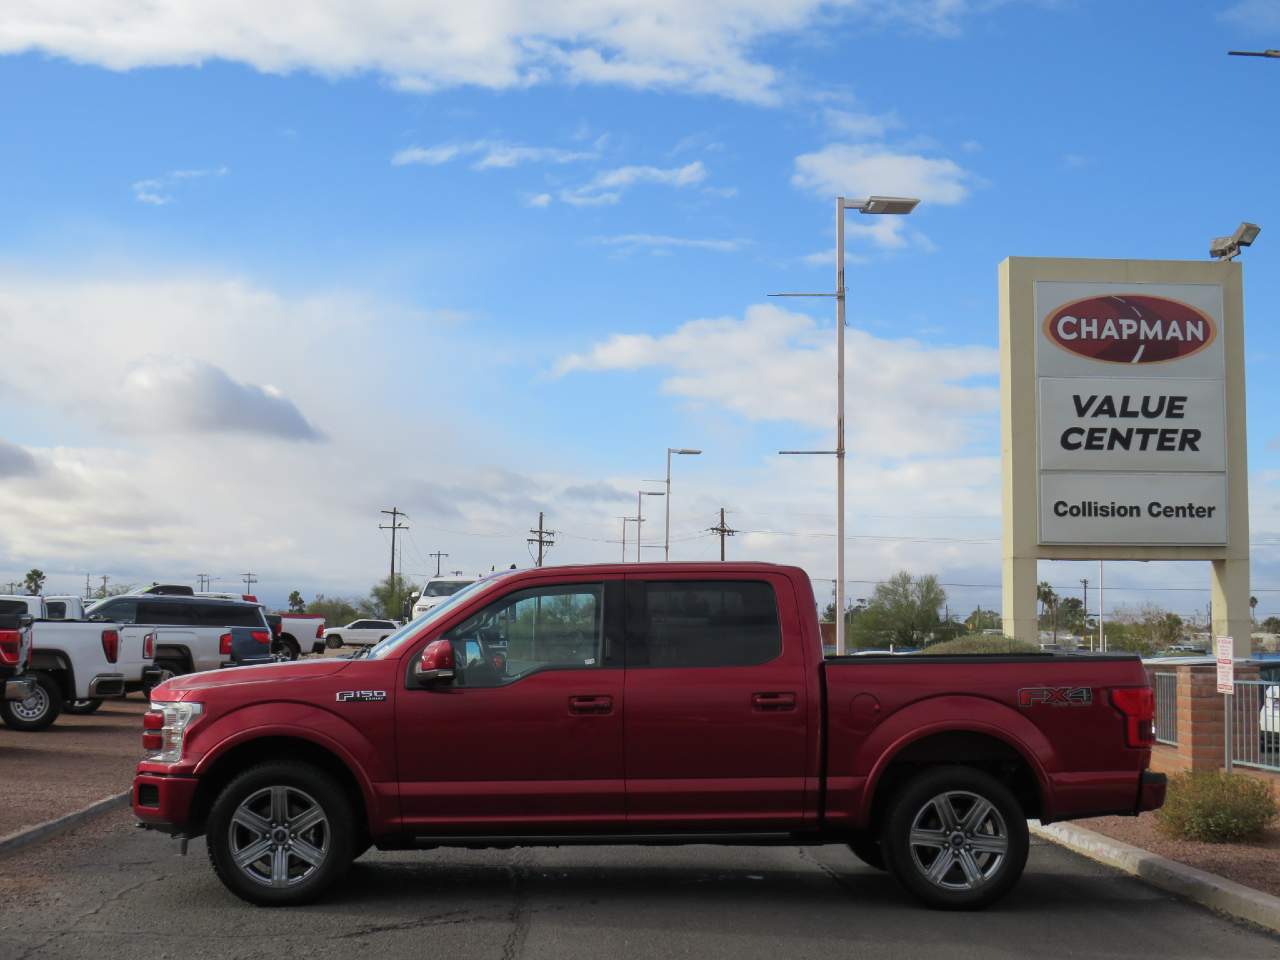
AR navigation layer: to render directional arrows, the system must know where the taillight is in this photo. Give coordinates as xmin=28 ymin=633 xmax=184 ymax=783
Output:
xmin=142 ymin=709 xmax=164 ymax=752
xmin=101 ymin=629 xmax=120 ymax=664
xmin=219 ymin=632 xmax=232 ymax=655
xmin=243 ymin=595 xmax=257 ymax=603
xmin=143 ymin=632 xmax=155 ymax=659
xmin=270 ymin=620 xmax=282 ymax=637
xmin=315 ymin=623 xmax=324 ymax=639
xmin=1110 ymin=687 xmax=1155 ymax=747
xmin=250 ymin=629 xmax=271 ymax=645
xmin=0 ymin=630 xmax=21 ymax=666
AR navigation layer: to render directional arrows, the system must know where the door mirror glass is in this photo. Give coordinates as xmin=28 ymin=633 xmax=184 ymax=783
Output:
xmin=415 ymin=639 xmax=455 ymax=685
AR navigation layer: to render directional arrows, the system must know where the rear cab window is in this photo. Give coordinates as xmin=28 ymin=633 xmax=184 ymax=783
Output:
xmin=626 ymin=580 xmax=783 ymax=668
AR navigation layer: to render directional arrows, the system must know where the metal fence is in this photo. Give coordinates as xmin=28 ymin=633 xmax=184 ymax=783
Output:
xmin=1153 ymin=672 xmax=1178 ymax=745
xmin=1228 ymin=679 xmax=1280 ymax=773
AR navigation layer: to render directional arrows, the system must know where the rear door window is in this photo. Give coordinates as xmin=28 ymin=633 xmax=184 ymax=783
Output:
xmin=628 ymin=580 xmax=782 ymax=668
xmin=137 ymin=601 xmax=196 ymax=625
xmin=91 ymin=598 xmax=138 ymax=623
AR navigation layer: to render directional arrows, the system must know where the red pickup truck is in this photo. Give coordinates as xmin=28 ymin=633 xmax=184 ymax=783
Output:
xmin=133 ymin=563 xmax=1164 ymax=909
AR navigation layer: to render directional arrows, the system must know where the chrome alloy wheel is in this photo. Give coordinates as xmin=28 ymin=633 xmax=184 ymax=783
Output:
xmin=907 ymin=790 xmax=1009 ymax=891
xmin=228 ymin=786 xmax=330 ymax=888
xmin=12 ymin=685 xmax=50 ymax=723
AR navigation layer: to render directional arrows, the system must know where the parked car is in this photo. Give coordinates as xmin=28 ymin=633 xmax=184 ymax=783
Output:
xmin=85 ymin=594 xmax=268 ymax=690
xmin=134 ymin=562 xmax=1164 ymax=909
xmin=411 ymin=577 xmax=477 ymax=619
xmin=0 ymin=599 xmax=36 ymax=707
xmin=322 ymin=618 xmax=397 ymax=647
xmin=275 ymin=614 xmax=326 ymax=658
xmin=0 ymin=594 xmax=158 ymax=731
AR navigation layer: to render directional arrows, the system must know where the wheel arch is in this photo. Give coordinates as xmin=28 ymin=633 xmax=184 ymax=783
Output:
xmin=28 ymin=650 xmax=74 ymax=700
xmin=188 ymin=733 xmax=373 ymax=841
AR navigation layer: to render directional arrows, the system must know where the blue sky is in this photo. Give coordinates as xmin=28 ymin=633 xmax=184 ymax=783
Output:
xmin=1 ymin=0 xmax=1278 ymax=623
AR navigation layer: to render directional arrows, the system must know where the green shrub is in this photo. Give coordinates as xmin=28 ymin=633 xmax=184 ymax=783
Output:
xmin=915 ymin=635 xmax=1040 ymax=655
xmin=1156 ymin=771 xmax=1278 ymax=843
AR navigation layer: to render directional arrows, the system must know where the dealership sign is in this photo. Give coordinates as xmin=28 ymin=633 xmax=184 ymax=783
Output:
xmin=1035 ymin=281 xmax=1227 ymax=546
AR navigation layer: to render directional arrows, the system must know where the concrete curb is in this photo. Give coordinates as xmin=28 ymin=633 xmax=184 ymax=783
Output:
xmin=0 ymin=791 xmax=130 ymax=858
xmin=1031 ymin=820 xmax=1280 ymax=934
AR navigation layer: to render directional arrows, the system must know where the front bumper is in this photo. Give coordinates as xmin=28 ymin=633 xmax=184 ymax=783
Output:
xmin=1138 ymin=770 xmax=1167 ymax=813
xmin=133 ymin=772 xmax=200 ymax=833
xmin=2 ymin=675 xmax=37 ymax=701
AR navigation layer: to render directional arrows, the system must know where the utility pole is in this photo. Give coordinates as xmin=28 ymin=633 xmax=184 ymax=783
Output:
xmin=428 ymin=551 xmax=448 ymax=577
xmin=527 ymin=512 xmax=556 ymax=567
xmin=196 ymin=573 xmax=212 ymax=592
xmin=618 ymin=517 xmax=637 ymax=562
xmin=99 ymin=575 xmax=110 ymax=598
xmin=380 ymin=508 xmax=409 ymax=618
xmin=84 ymin=573 xmax=91 ymax=598
xmin=242 ymin=571 xmax=258 ymax=593
xmin=708 ymin=508 xmax=737 ymax=561
xmin=1080 ymin=578 xmax=1090 ymax=648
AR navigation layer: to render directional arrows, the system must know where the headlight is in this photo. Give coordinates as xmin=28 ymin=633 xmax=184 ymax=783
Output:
xmin=143 ymin=701 xmax=203 ymax=762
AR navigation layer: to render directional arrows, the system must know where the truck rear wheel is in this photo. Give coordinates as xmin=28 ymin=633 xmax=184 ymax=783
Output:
xmin=207 ymin=761 xmax=355 ymax=907
xmin=275 ymin=637 xmax=300 ymax=661
xmin=881 ymin=766 xmax=1028 ymax=910
xmin=0 ymin=671 xmax=64 ymax=731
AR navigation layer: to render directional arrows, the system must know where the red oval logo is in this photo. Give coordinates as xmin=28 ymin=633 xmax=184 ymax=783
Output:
xmin=1043 ymin=294 xmax=1215 ymax=364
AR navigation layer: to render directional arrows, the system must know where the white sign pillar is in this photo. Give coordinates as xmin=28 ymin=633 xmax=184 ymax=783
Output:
xmin=1000 ymin=258 xmax=1250 ymax=655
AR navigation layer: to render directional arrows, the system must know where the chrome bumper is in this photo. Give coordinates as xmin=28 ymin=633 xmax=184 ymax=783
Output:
xmin=3 ymin=675 xmax=37 ymax=701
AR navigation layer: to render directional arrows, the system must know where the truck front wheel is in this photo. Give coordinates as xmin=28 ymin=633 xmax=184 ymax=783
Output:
xmin=207 ymin=762 xmax=355 ymax=907
xmin=0 ymin=671 xmax=64 ymax=731
xmin=881 ymin=766 xmax=1028 ymax=910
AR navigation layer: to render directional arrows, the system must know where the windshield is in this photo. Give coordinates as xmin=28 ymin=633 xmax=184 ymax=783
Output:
xmin=424 ymin=580 xmax=472 ymax=598
xmin=367 ymin=575 xmax=506 ymax=660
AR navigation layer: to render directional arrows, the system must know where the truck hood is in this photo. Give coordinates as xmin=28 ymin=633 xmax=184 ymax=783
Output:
xmin=158 ymin=658 xmax=351 ymax=696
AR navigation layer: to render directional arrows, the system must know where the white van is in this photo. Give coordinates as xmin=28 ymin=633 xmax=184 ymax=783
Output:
xmin=411 ymin=577 xmax=477 ymax=619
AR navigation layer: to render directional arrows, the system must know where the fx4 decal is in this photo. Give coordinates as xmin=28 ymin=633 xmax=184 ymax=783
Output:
xmin=336 ymin=690 xmax=387 ymax=703
xmin=1018 ymin=686 xmax=1092 ymax=707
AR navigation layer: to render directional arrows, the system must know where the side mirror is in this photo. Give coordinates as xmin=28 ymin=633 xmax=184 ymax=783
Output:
xmin=414 ymin=639 xmax=455 ymax=685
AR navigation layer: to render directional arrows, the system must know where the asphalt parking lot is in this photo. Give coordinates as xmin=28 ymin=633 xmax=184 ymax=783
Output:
xmin=1 ymin=808 xmax=1277 ymax=960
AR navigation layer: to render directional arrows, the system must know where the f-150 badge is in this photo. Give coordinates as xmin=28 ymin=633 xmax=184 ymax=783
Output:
xmin=336 ymin=690 xmax=387 ymax=702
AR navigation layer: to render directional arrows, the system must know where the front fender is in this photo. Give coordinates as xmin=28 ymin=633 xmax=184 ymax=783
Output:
xmin=187 ymin=700 xmax=395 ymax=833
xmin=852 ymin=694 xmax=1056 ymax=828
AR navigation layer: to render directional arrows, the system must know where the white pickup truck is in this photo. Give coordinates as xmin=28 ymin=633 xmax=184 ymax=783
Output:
xmin=0 ymin=595 xmax=159 ymax=731
xmin=274 ymin=614 xmax=327 ymax=658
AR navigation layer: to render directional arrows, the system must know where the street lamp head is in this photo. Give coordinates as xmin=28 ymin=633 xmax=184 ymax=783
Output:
xmin=671 ymin=448 xmax=702 ymax=455
xmin=846 ymin=195 xmax=920 ymax=215
xmin=1209 ymin=221 xmax=1261 ymax=261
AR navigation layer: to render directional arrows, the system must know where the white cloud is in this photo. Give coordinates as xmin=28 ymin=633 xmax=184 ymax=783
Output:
xmin=1221 ymin=1 xmax=1280 ymax=30
xmin=823 ymin=107 xmax=901 ymax=139
xmin=792 ymin=144 xmax=973 ymax=206
xmin=554 ymin=303 xmax=997 ymax=457
xmin=116 ymin=358 xmax=323 ymax=441
xmin=392 ymin=140 xmax=596 ymax=169
xmin=593 ymin=234 xmax=747 ymax=253
xmin=131 ymin=166 xmax=228 ymax=205
xmin=559 ymin=161 xmax=706 ymax=206
xmin=525 ymin=193 xmax=553 ymax=208
xmin=0 ymin=2 xmax=994 ymax=105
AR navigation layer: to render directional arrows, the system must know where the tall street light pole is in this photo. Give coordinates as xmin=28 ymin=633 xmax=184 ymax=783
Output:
xmin=665 ymin=448 xmax=702 ymax=562
xmin=637 ymin=490 xmax=665 ymax=562
xmin=774 ymin=195 xmax=919 ymax=655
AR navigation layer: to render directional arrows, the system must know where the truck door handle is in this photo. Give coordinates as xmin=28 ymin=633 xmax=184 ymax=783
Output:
xmin=751 ymin=692 xmax=797 ymax=712
xmin=569 ymin=695 xmax=613 ymax=715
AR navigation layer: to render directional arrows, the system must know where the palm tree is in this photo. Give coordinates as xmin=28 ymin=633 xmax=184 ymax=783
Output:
xmin=1250 ymin=595 xmax=1258 ymax=625
xmin=22 ymin=568 xmax=46 ymax=596
xmin=1037 ymin=581 xmax=1058 ymax=642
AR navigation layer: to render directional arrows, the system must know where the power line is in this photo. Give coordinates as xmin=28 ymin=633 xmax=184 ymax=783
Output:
xmin=379 ymin=507 xmax=410 ymax=616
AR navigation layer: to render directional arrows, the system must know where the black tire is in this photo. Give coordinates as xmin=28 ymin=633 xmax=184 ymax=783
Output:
xmin=881 ymin=765 xmax=1028 ymax=910
xmin=275 ymin=637 xmax=301 ymax=661
xmin=326 ymin=634 xmax=343 ymax=649
xmin=143 ymin=658 xmax=185 ymax=697
xmin=0 ymin=672 xmax=64 ymax=731
xmin=207 ymin=761 xmax=355 ymax=907
xmin=64 ymin=698 xmax=104 ymax=715
xmin=848 ymin=836 xmax=886 ymax=871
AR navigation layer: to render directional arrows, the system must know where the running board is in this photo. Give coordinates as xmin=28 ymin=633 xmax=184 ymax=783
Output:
xmin=399 ymin=832 xmax=837 ymax=850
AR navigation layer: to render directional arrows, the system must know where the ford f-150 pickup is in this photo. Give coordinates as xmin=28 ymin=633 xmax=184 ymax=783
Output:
xmin=133 ymin=563 xmax=1164 ymax=909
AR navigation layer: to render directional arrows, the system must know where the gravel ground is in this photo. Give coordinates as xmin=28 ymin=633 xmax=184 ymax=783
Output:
xmin=1080 ymin=812 xmax=1280 ymax=898
xmin=0 ymin=697 xmax=146 ymax=836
